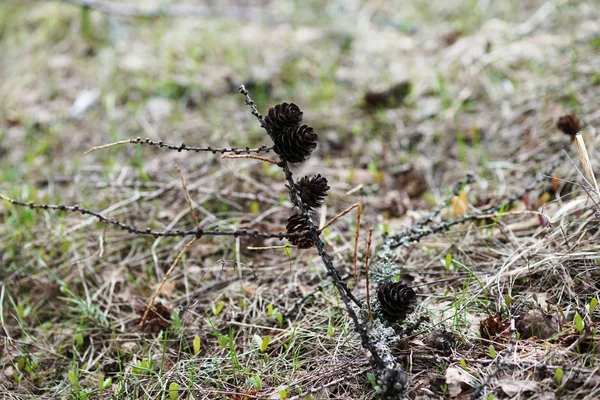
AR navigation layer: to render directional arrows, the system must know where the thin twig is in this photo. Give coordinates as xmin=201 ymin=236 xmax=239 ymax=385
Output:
xmin=574 ymin=132 xmax=600 ymax=198
xmin=386 ymin=151 xmax=569 ymax=249
xmin=320 ymin=202 xmax=361 ymax=232
xmin=415 ymin=173 xmax=475 ymax=231
xmin=0 ymin=193 xmax=308 ymax=240
xmin=353 ymin=203 xmax=362 ymax=280
xmin=238 ymin=85 xmax=265 ymax=127
xmin=175 ymin=165 xmax=200 ymax=230
xmin=0 ymin=284 xmax=12 ymax=340
xmin=139 ymin=237 xmax=197 ymax=328
xmin=222 ymin=154 xmax=278 ymax=164
xmin=247 ymin=245 xmax=294 ymax=250
xmin=365 ymin=228 xmax=374 ymax=323
xmin=84 ymin=137 xmax=271 ymax=155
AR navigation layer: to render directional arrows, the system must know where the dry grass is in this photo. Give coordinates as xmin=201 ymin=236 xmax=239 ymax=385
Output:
xmin=1 ymin=0 xmax=600 ymax=399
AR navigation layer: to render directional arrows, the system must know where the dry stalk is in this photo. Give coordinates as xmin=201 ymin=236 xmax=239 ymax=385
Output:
xmin=365 ymin=228 xmax=374 ymax=323
xmin=175 ymin=165 xmax=201 ymax=230
xmin=354 ymin=203 xmax=362 ymax=280
xmin=85 ymin=137 xmax=271 ymax=155
xmin=221 ymin=154 xmax=278 ymax=164
xmin=139 ymin=237 xmax=197 ymax=327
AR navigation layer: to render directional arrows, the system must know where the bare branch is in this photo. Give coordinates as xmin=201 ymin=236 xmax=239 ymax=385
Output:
xmin=85 ymin=137 xmax=272 ymax=156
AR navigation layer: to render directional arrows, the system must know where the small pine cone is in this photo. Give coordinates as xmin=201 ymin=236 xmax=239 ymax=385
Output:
xmin=286 ymin=213 xmax=315 ymax=249
xmin=296 ymin=175 xmax=329 ymax=210
xmin=265 ymin=103 xmax=303 ymax=138
xmin=273 ymin=125 xmax=318 ymax=163
xmin=556 ymin=114 xmax=580 ymax=139
xmin=377 ymin=282 xmax=417 ymax=323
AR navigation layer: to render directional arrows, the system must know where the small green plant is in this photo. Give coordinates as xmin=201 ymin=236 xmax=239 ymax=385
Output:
xmin=574 ymin=313 xmax=584 ymax=333
xmin=504 ymin=295 xmax=512 ymax=309
xmin=169 ymin=382 xmax=180 ymax=400
xmin=279 ymin=386 xmax=288 ymax=399
xmin=254 ymin=334 xmax=270 ymax=352
xmin=488 ymin=344 xmax=497 ymax=359
xmin=555 ymin=367 xmax=563 ymax=389
xmin=68 ymin=368 xmax=78 ymax=387
xmin=366 ymin=372 xmax=379 ymax=390
xmin=132 ymin=359 xmax=151 ymax=375
xmin=98 ymin=375 xmax=112 ymax=393
xmin=251 ymin=375 xmax=262 ymax=391
xmin=589 ymin=298 xmax=598 ymax=315
xmin=193 ymin=335 xmax=201 ymax=355
xmin=267 ymin=304 xmax=284 ymax=327
xmin=445 ymin=253 xmax=453 ymax=270
xmin=327 ymin=323 xmax=335 ymax=338
xmin=211 ymin=300 xmax=225 ymax=316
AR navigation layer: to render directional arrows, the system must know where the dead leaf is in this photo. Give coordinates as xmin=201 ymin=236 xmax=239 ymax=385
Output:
xmin=499 ymin=380 xmax=540 ymax=396
xmin=516 ymin=310 xmax=559 ymax=340
xmin=445 ymin=367 xmax=474 ymax=397
xmin=138 ymin=302 xmax=171 ymax=333
xmin=394 ymin=167 xmax=428 ymax=198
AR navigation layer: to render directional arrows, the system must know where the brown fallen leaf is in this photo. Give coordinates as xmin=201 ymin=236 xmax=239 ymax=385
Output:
xmin=499 ymin=380 xmax=540 ymax=397
xmin=394 ymin=166 xmax=428 ymax=198
xmin=445 ymin=366 xmax=475 ymax=397
xmin=516 ymin=310 xmax=559 ymax=340
xmin=138 ymin=302 xmax=171 ymax=333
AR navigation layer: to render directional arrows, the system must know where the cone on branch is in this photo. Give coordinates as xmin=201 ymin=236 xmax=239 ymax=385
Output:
xmin=264 ymin=102 xmax=303 ymax=138
xmin=377 ymin=282 xmax=417 ymax=323
xmin=286 ymin=213 xmax=315 ymax=249
xmin=273 ymin=124 xmax=318 ymax=163
xmin=292 ymin=174 xmax=329 ymax=211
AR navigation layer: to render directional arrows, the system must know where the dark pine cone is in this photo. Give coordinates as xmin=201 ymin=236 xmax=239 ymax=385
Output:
xmin=377 ymin=282 xmax=417 ymax=323
xmin=273 ymin=124 xmax=318 ymax=163
xmin=264 ymin=102 xmax=303 ymax=138
xmin=556 ymin=114 xmax=580 ymax=139
xmin=295 ymin=175 xmax=329 ymax=211
xmin=286 ymin=213 xmax=315 ymax=249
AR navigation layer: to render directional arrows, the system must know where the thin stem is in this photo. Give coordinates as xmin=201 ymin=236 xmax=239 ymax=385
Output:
xmin=175 ymin=165 xmax=201 ymax=230
xmin=353 ymin=203 xmax=362 ymax=280
xmin=320 ymin=202 xmax=361 ymax=232
xmin=222 ymin=154 xmax=278 ymax=164
xmin=365 ymin=228 xmax=374 ymax=323
xmin=85 ymin=137 xmax=272 ymax=155
xmin=139 ymin=238 xmax=197 ymax=328
xmin=0 ymin=193 xmax=308 ymax=240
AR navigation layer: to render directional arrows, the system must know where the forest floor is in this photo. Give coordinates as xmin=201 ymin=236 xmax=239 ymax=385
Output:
xmin=1 ymin=0 xmax=600 ymax=399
